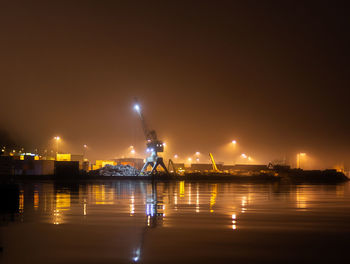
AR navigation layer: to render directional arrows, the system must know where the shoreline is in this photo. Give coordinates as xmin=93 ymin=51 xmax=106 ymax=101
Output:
xmin=1 ymin=170 xmax=348 ymax=184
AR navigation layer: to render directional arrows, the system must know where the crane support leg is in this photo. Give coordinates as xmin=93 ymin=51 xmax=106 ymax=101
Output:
xmin=150 ymin=157 xmax=169 ymax=175
xmin=141 ymin=162 xmax=154 ymax=174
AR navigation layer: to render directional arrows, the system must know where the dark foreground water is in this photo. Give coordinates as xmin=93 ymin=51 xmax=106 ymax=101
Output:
xmin=1 ymin=180 xmax=350 ymax=264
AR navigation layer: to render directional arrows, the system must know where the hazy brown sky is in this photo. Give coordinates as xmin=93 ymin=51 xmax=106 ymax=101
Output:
xmin=1 ymin=0 xmax=349 ymax=168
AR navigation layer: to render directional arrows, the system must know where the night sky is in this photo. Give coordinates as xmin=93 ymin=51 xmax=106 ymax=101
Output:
xmin=1 ymin=1 xmax=349 ymax=168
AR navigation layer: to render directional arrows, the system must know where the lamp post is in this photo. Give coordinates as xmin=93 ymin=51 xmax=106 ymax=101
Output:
xmin=54 ymin=136 xmax=60 ymax=154
xmin=297 ymin=153 xmax=306 ymax=169
xmin=83 ymin=144 xmax=87 ymax=158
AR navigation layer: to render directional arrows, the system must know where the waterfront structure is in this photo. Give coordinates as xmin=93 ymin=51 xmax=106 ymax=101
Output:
xmin=113 ymin=158 xmax=144 ymax=171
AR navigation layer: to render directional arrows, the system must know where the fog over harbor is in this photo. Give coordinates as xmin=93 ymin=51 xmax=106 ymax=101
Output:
xmin=1 ymin=1 xmax=349 ymax=169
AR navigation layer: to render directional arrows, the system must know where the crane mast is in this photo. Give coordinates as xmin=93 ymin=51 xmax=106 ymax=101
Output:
xmin=133 ymin=100 xmax=168 ymax=175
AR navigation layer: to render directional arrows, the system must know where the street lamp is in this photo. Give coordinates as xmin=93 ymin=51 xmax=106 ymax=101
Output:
xmin=297 ymin=153 xmax=306 ymax=169
xmin=232 ymin=140 xmax=237 ymax=145
xmin=54 ymin=136 xmax=60 ymax=154
xmin=83 ymin=144 xmax=88 ymax=158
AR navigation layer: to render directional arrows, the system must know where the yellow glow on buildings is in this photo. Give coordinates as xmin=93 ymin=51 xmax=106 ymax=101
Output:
xmin=93 ymin=160 xmax=116 ymax=170
xmin=102 ymin=161 xmax=116 ymax=167
xmin=96 ymin=160 xmax=116 ymax=166
xmin=56 ymin=153 xmax=71 ymax=161
xmin=92 ymin=165 xmax=101 ymax=170
xmin=334 ymin=164 xmax=344 ymax=173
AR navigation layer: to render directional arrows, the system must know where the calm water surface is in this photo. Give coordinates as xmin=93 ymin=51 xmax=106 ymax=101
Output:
xmin=1 ymin=180 xmax=350 ymax=264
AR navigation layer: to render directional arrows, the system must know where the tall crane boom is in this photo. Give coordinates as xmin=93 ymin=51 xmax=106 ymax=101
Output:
xmin=133 ymin=102 xmax=157 ymax=142
xmin=133 ymin=100 xmax=163 ymax=153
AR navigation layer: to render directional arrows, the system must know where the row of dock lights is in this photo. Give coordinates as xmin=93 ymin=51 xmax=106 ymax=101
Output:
xmin=3 ymin=136 xmax=307 ymax=168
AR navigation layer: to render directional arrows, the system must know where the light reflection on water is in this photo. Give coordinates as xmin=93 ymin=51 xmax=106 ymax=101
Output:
xmin=1 ymin=181 xmax=350 ymax=264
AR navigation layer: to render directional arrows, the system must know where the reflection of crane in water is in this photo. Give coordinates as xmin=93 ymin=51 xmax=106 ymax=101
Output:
xmin=133 ymin=99 xmax=169 ymax=175
xmin=132 ymin=180 xmax=164 ymax=262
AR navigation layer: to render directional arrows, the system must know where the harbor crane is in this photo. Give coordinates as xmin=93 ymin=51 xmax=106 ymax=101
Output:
xmin=133 ymin=99 xmax=169 ymax=175
xmin=209 ymin=152 xmax=220 ymax=172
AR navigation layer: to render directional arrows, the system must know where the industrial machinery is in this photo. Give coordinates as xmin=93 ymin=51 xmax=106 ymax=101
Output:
xmin=209 ymin=152 xmax=220 ymax=172
xmin=133 ymin=100 xmax=169 ymax=175
xmin=167 ymin=159 xmax=177 ymax=175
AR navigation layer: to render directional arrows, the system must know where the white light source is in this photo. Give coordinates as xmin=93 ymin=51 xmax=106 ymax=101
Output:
xmin=134 ymin=104 xmax=140 ymax=113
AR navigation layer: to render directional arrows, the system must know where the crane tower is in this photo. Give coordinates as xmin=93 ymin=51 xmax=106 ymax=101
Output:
xmin=133 ymin=100 xmax=169 ymax=175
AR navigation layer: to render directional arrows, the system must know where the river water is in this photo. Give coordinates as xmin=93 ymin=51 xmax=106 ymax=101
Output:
xmin=1 ymin=180 xmax=350 ymax=264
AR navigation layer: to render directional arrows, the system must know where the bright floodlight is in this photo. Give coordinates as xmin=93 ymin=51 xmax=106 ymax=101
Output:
xmin=232 ymin=140 xmax=237 ymax=144
xmin=54 ymin=136 xmax=60 ymax=140
xmin=134 ymin=104 xmax=141 ymax=113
